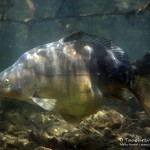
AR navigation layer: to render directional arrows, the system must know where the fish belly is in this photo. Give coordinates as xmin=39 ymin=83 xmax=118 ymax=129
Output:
xmin=36 ymin=75 xmax=102 ymax=122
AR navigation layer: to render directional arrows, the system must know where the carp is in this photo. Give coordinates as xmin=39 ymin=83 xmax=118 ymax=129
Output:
xmin=0 ymin=31 xmax=149 ymax=123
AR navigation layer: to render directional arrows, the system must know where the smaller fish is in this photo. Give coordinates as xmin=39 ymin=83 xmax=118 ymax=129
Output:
xmin=0 ymin=31 xmax=149 ymax=124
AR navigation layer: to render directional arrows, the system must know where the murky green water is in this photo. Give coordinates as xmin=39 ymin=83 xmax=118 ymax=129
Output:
xmin=0 ymin=0 xmax=150 ymax=149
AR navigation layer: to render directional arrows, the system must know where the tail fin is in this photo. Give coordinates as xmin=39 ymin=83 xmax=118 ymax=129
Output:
xmin=130 ymin=51 xmax=150 ymax=117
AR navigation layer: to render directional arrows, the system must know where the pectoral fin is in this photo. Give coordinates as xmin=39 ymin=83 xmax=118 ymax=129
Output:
xmin=31 ymin=97 xmax=57 ymax=111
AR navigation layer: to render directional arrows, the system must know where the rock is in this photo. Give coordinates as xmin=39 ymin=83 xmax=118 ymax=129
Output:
xmin=102 ymin=127 xmax=116 ymax=139
xmin=0 ymin=121 xmax=9 ymax=131
xmin=139 ymin=118 xmax=150 ymax=127
xmin=29 ymin=131 xmax=59 ymax=149
xmin=0 ymin=132 xmax=3 ymax=138
xmin=34 ymin=147 xmax=52 ymax=150
xmin=82 ymin=110 xmax=125 ymax=130
xmin=143 ymin=127 xmax=150 ymax=136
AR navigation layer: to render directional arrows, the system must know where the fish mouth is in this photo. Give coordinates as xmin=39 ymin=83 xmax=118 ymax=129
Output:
xmin=0 ymin=81 xmax=17 ymax=98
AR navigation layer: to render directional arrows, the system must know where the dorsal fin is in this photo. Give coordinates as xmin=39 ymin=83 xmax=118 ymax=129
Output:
xmin=61 ymin=31 xmax=129 ymax=64
xmin=62 ymin=31 xmax=111 ymax=47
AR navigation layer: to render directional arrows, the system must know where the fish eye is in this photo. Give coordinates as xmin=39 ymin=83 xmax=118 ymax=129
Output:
xmin=5 ymin=79 xmax=10 ymax=85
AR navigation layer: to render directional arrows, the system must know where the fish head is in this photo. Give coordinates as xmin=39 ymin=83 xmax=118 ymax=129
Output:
xmin=0 ymin=66 xmax=35 ymax=100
